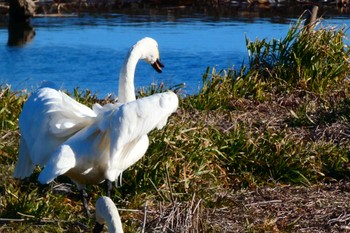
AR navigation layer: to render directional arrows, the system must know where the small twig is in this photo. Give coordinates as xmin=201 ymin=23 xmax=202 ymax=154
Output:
xmin=189 ymin=193 xmax=196 ymax=212
xmin=180 ymin=127 xmax=200 ymax=134
xmin=0 ymin=217 xmax=69 ymax=224
xmin=1 ymin=131 xmax=12 ymax=140
xmin=192 ymin=198 xmax=202 ymax=214
xmin=5 ymin=189 xmax=18 ymax=200
xmin=17 ymin=212 xmax=35 ymax=218
xmin=0 ymin=218 xmax=25 ymax=223
xmin=142 ymin=201 xmax=148 ymax=233
xmin=117 ymin=208 xmax=141 ymax=213
xmin=148 ymin=178 xmax=166 ymax=201
xmin=328 ymin=213 xmax=350 ymax=224
xmin=245 ymin=199 xmax=282 ymax=207
xmin=185 ymin=193 xmax=196 ymax=226
xmin=166 ymin=163 xmax=175 ymax=204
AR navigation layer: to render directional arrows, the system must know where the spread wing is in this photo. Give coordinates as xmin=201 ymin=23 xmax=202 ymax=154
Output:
xmin=37 ymin=106 xmax=120 ymax=186
xmin=37 ymin=91 xmax=178 ymax=187
xmin=106 ymin=91 xmax=179 ymax=181
xmin=14 ymin=82 xmax=97 ymax=178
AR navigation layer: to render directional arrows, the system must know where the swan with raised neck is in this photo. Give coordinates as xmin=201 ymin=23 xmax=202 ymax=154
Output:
xmin=118 ymin=37 xmax=164 ymax=103
xmin=14 ymin=37 xmax=169 ymax=217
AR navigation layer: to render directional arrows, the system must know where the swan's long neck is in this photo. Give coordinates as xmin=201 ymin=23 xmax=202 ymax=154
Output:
xmin=118 ymin=47 xmax=142 ymax=103
xmin=105 ymin=212 xmax=123 ymax=233
xmin=95 ymin=197 xmax=124 ymax=233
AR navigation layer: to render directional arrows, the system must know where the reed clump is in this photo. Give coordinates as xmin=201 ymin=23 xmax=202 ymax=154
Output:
xmin=1 ymin=18 xmax=350 ymax=232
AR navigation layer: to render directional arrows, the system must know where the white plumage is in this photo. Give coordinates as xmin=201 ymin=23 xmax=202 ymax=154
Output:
xmin=13 ymin=37 xmax=177 ymax=191
xmin=14 ymin=82 xmax=97 ymax=178
xmin=37 ymin=91 xmax=178 ymax=188
xmin=94 ymin=196 xmax=124 ymax=233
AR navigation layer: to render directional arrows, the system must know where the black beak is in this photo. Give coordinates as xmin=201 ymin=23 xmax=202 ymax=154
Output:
xmin=151 ymin=59 xmax=164 ymax=73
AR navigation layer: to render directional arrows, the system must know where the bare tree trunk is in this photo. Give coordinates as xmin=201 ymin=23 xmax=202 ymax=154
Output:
xmin=8 ymin=0 xmax=35 ymax=23
xmin=7 ymin=0 xmax=36 ymax=46
xmin=7 ymin=21 xmax=35 ymax=46
xmin=304 ymin=5 xmax=319 ymax=32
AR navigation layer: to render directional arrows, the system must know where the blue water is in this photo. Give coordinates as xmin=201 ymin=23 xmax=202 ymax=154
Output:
xmin=0 ymin=13 xmax=349 ymax=97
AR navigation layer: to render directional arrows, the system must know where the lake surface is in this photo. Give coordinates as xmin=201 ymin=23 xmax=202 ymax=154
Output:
xmin=1 ymin=6 xmax=350 ymax=97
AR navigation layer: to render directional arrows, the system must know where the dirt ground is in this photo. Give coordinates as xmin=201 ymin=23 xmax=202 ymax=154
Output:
xmin=205 ymin=181 xmax=350 ymax=232
xmin=141 ymin=181 xmax=350 ymax=232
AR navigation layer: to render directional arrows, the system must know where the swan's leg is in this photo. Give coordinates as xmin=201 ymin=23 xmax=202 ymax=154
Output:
xmin=92 ymin=222 xmax=104 ymax=233
xmin=105 ymin=179 xmax=113 ymax=197
xmin=80 ymin=189 xmax=92 ymax=217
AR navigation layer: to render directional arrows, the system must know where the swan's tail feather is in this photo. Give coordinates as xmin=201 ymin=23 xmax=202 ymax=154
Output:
xmin=13 ymin=137 xmax=35 ymax=179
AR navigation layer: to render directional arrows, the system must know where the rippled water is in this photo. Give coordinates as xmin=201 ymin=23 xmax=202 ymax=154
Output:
xmin=0 ymin=9 xmax=349 ymax=97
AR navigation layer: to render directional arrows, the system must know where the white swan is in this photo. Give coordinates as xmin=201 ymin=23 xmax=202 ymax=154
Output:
xmin=13 ymin=37 xmax=164 ymax=179
xmin=93 ymin=196 xmax=124 ymax=233
xmin=13 ymin=37 xmax=177 ymax=212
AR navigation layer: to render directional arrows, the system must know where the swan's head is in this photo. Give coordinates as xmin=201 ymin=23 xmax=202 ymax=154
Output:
xmin=136 ymin=37 xmax=164 ymax=73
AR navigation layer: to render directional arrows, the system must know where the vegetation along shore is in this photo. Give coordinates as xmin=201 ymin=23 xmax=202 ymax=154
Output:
xmin=1 ymin=14 xmax=350 ymax=232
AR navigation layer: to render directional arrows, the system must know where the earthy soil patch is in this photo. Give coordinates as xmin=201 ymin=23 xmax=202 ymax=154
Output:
xmin=139 ymin=182 xmax=350 ymax=232
xmin=205 ymin=181 xmax=350 ymax=232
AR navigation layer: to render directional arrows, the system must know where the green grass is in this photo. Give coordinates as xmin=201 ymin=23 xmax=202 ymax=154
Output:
xmin=1 ymin=17 xmax=350 ymax=232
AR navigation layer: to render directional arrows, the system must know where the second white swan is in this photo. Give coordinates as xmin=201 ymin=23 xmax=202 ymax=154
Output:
xmin=93 ymin=196 xmax=124 ymax=233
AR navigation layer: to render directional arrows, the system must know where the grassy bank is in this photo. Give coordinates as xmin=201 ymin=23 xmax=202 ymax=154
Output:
xmin=1 ymin=18 xmax=350 ymax=232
